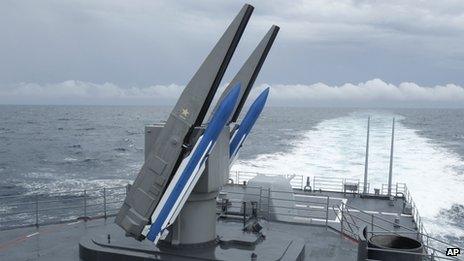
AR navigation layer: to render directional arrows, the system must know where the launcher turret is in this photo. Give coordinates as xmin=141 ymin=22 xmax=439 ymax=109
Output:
xmin=115 ymin=4 xmax=278 ymax=243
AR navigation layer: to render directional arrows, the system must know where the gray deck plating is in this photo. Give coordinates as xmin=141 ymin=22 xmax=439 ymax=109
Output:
xmin=79 ymin=220 xmax=305 ymax=261
xmin=0 ymin=188 xmax=416 ymax=261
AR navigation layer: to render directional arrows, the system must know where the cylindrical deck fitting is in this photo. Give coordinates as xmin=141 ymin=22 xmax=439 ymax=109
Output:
xmin=368 ymin=234 xmax=423 ymax=261
xmin=166 ymin=191 xmax=218 ymax=245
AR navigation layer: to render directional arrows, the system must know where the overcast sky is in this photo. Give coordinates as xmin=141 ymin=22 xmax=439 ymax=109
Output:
xmin=1 ymin=0 xmax=464 ymax=107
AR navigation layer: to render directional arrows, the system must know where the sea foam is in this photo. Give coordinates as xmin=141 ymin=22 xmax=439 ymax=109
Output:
xmin=233 ymin=111 xmax=464 ymax=240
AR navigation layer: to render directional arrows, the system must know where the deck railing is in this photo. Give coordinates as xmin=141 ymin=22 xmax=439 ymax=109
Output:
xmin=0 ymin=186 xmax=127 ymax=230
xmin=0 ymin=171 xmax=417 ymax=230
xmin=230 ymin=170 xmax=407 ymax=197
xmin=0 ymin=172 xmax=442 ymax=241
xmin=336 ymin=202 xmax=461 ymax=261
xmin=219 ymin=185 xmax=332 ymax=227
xmin=0 ymin=171 xmax=459 ymax=260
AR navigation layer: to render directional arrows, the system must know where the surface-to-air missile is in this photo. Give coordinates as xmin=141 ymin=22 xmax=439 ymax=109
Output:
xmin=115 ymin=4 xmax=253 ymax=240
xmin=229 ymin=87 xmax=270 ymax=164
xmin=144 ymin=84 xmax=241 ymax=243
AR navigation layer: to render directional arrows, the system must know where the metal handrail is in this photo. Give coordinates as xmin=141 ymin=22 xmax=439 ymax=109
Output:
xmin=230 ymin=170 xmax=410 ymax=197
xmin=0 ymin=174 xmax=419 ymax=232
xmin=229 ymin=171 xmax=439 ymax=241
xmin=337 ymin=203 xmax=461 ymax=260
xmin=0 ymin=186 xmax=128 ymax=230
xmin=343 ymin=203 xmax=418 ymax=234
xmin=271 ymin=204 xmax=328 ymax=213
xmin=220 ymin=186 xmax=331 ymax=226
xmin=1 ymin=171 xmax=458 ymax=260
xmin=0 ymin=186 xmax=128 ymax=200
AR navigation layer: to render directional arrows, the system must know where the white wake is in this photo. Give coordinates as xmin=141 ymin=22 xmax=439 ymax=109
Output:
xmin=232 ymin=111 xmax=464 ymax=239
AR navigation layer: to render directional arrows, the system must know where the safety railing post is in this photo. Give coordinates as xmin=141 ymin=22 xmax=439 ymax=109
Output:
xmin=103 ymin=188 xmax=107 ymax=219
xmin=418 ymin=221 xmax=423 ymax=242
xmin=35 ymin=195 xmax=39 ymax=227
xmin=267 ymin=188 xmax=271 ymax=220
xmin=242 ymin=202 xmax=246 ymax=228
xmin=371 ymin=214 xmax=374 ymax=231
xmin=340 ymin=204 xmax=344 ymax=237
xmin=325 ymin=196 xmax=329 ymax=229
xmin=83 ymin=190 xmax=87 ymax=221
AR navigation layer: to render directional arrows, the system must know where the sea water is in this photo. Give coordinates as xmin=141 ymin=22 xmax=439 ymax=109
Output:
xmin=0 ymin=105 xmax=463 ymax=245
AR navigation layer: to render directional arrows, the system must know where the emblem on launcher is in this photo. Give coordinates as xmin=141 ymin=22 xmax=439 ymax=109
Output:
xmin=180 ymin=108 xmax=190 ymax=119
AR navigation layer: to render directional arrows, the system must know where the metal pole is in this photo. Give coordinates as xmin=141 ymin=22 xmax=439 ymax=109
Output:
xmin=342 ymin=178 xmax=345 ymax=194
xmin=103 ymin=188 xmax=107 ymax=219
xmin=125 ymin=184 xmax=130 ymax=196
xmin=371 ymin=214 xmax=374 ymax=231
xmin=325 ymin=196 xmax=329 ymax=229
xmin=84 ymin=190 xmax=87 ymax=221
xmin=35 ymin=195 xmax=39 ymax=227
xmin=340 ymin=204 xmax=344 ymax=237
xmin=363 ymin=116 xmax=370 ymax=194
xmin=242 ymin=202 xmax=247 ymax=228
xmin=251 ymin=202 xmax=257 ymax=218
xmin=267 ymin=188 xmax=271 ymax=220
xmin=387 ymin=117 xmax=395 ymax=196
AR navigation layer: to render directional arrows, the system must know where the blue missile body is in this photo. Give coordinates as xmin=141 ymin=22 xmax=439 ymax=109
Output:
xmin=144 ymin=83 xmax=241 ymax=243
xmin=229 ymin=87 xmax=269 ymax=162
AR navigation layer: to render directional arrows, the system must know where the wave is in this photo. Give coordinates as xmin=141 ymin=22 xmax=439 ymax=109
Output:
xmin=19 ymin=178 xmax=131 ymax=195
xmin=125 ymin=130 xmax=143 ymax=136
xmin=76 ymin=127 xmax=96 ymax=131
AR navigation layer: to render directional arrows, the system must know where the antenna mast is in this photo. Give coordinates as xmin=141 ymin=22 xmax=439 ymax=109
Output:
xmin=387 ymin=117 xmax=395 ymax=196
xmin=363 ymin=116 xmax=370 ymax=194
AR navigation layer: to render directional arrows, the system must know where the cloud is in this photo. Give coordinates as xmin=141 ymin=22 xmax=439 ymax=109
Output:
xmin=2 ymin=79 xmax=464 ymax=107
xmin=0 ymin=81 xmax=184 ymax=105
xmin=266 ymin=79 xmax=464 ymax=107
xmin=1 ymin=1 xmax=464 ymax=86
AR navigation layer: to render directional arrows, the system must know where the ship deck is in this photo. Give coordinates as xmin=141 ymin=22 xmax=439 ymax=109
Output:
xmin=223 ymin=185 xmax=418 ymax=236
xmin=0 ymin=217 xmax=358 ymax=261
xmin=0 ymin=187 xmax=419 ymax=261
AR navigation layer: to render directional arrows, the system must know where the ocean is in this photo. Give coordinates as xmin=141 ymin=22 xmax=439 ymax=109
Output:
xmin=0 ymin=105 xmax=463 ymax=246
